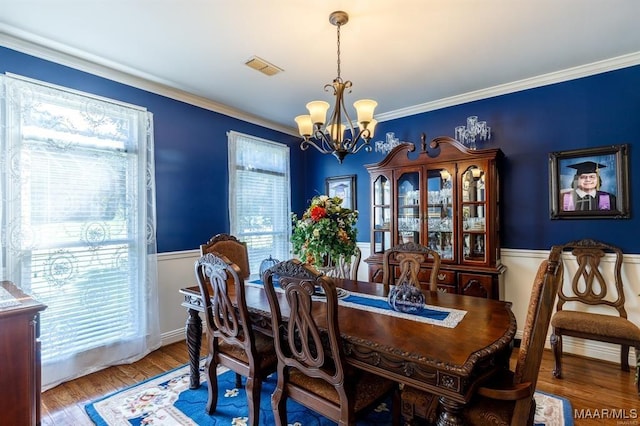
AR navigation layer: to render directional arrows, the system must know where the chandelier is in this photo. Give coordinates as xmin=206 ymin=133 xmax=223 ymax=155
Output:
xmin=294 ymin=11 xmax=378 ymax=163
xmin=454 ymin=116 xmax=491 ymax=150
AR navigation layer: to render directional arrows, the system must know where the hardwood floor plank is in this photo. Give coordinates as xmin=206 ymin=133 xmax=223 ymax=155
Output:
xmin=41 ymin=342 xmax=638 ymax=425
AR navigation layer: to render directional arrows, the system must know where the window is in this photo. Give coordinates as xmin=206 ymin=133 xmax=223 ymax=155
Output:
xmin=228 ymin=131 xmax=290 ymax=275
xmin=0 ymin=74 xmax=160 ymax=389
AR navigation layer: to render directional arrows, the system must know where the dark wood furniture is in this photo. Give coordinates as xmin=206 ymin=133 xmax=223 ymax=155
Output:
xmin=194 ymin=253 xmax=276 ymax=425
xmin=382 ymin=242 xmax=441 ymax=291
xmin=200 ymin=233 xmax=251 ymax=279
xmin=365 ymin=135 xmax=505 ymax=299
xmin=461 ymin=247 xmax=563 ymax=425
xmin=263 ymin=259 xmax=400 ymax=425
xmin=184 ymin=233 xmax=252 ymax=389
xmin=550 ymin=239 xmax=640 ymax=396
xmin=180 ymin=277 xmax=516 ymax=425
xmin=0 ymin=280 xmax=47 ymax=426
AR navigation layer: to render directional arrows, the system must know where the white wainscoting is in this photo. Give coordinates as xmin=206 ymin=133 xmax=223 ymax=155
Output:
xmin=159 ymin=244 xmax=640 ymax=366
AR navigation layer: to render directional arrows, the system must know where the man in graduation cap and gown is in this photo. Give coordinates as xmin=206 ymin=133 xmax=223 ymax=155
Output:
xmin=562 ymin=161 xmax=616 ymax=211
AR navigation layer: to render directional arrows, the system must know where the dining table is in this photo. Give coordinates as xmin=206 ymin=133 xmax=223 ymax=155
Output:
xmin=179 ymin=278 xmax=516 ymax=426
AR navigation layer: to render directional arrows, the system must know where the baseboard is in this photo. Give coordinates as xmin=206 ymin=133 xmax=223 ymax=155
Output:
xmin=161 ymin=329 xmax=187 ymax=347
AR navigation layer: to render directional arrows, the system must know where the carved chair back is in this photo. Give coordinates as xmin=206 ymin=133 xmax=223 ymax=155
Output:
xmin=382 ymin=242 xmax=441 ymax=291
xmin=195 ymin=252 xmax=253 ymax=348
xmin=194 ymin=252 xmax=275 ymax=424
xmin=200 ymin=233 xmax=250 ymax=280
xmin=262 ymin=259 xmax=400 ymax=424
xmin=263 ymin=259 xmax=346 ymax=389
xmin=555 ymin=239 xmax=626 ymax=316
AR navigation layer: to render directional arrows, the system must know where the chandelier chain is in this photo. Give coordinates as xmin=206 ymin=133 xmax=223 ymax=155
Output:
xmin=336 ymin=23 xmax=341 ymax=79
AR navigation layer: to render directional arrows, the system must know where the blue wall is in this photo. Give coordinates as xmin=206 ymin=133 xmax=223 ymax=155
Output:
xmin=2 ymin=46 xmax=638 ymax=253
xmin=0 ymin=46 xmax=303 ymax=253
xmin=303 ymin=66 xmax=640 ymax=253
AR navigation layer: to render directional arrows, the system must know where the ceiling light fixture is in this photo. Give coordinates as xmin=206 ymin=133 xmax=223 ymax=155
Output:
xmin=294 ymin=11 xmax=377 ymax=163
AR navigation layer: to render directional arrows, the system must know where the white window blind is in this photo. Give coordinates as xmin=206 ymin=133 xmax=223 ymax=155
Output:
xmin=228 ymin=131 xmax=290 ymax=275
xmin=0 ymin=74 xmax=160 ymax=389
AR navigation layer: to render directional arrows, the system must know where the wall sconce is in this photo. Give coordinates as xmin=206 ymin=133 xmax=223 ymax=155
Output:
xmin=455 ymin=116 xmax=491 ymax=150
xmin=375 ymin=132 xmax=401 ymax=155
xmin=440 ymin=170 xmax=451 ymax=181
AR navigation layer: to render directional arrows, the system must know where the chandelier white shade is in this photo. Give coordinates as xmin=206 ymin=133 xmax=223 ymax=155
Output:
xmin=295 ymin=11 xmax=377 ymax=163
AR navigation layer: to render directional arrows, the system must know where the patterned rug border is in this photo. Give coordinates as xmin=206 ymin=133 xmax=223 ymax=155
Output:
xmin=85 ymin=360 xmax=573 ymax=426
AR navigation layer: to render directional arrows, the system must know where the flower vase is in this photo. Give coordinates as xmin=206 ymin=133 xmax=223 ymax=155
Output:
xmin=317 ymin=254 xmax=351 ymax=279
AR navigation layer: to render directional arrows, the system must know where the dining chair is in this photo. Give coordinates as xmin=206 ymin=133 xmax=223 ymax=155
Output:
xmin=382 ymin=242 xmax=441 ymax=291
xmin=460 ymin=246 xmax=564 ymax=425
xmin=194 ymin=252 xmax=277 ymax=425
xmin=199 ymin=233 xmax=252 ymax=389
xmin=262 ymin=259 xmax=400 ymax=426
xmin=401 ymin=251 xmax=562 ymax=425
xmin=200 ymin=233 xmax=250 ymax=280
xmin=550 ymin=238 xmax=640 ymax=396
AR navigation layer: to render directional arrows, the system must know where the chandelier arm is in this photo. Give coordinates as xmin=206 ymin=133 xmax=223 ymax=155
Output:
xmin=348 ymin=129 xmax=373 ymax=154
xmin=301 ymin=137 xmax=333 ymax=155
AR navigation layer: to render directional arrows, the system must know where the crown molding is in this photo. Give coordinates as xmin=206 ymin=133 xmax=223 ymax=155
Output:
xmin=2 ymin=26 xmax=639 ymax=133
xmin=376 ymin=51 xmax=640 ymax=123
xmin=0 ymin=28 xmax=296 ymax=136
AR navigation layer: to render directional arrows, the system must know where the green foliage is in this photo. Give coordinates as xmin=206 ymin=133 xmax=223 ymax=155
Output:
xmin=291 ymin=195 xmax=358 ymax=268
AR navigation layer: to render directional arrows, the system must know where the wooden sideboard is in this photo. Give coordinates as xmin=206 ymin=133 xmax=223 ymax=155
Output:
xmin=0 ymin=281 xmax=47 ymax=426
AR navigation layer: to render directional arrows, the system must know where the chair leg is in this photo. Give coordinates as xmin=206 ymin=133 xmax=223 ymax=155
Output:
xmin=621 ymin=345 xmax=630 ymax=372
xmin=235 ymin=372 xmax=243 ymax=388
xmin=205 ymin=356 xmax=218 ymax=414
xmin=245 ymin=376 xmax=262 ymax=426
xmin=391 ymin=385 xmax=402 ymax=426
xmin=550 ymin=330 xmax=563 ymax=379
xmin=271 ymin=375 xmax=287 ymax=426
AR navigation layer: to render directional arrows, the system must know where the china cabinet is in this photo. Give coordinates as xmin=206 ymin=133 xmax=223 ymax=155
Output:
xmin=364 ymin=134 xmax=505 ymax=299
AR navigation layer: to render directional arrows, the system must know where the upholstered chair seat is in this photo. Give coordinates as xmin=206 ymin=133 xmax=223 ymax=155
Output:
xmin=552 ymin=311 xmax=640 ymax=342
xmin=218 ymin=332 xmax=278 ymax=369
xmin=288 ymin=367 xmax=394 ymax=412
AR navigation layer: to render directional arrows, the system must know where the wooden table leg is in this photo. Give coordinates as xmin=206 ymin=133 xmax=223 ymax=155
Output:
xmin=437 ymin=397 xmax=465 ymax=426
xmin=185 ymin=307 xmax=202 ymax=389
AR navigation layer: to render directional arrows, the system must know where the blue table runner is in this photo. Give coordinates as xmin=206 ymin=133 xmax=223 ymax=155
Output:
xmin=248 ymin=280 xmax=466 ymax=328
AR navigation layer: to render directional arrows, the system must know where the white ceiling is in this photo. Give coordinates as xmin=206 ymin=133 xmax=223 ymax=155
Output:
xmin=1 ymin=0 xmax=639 ymax=135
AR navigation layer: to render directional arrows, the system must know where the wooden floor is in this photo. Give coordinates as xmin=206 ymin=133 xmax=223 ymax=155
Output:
xmin=41 ymin=341 xmax=638 ymax=425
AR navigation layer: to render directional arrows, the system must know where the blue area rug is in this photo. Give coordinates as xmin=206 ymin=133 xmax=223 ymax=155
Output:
xmin=85 ymin=361 xmax=573 ymax=425
xmin=85 ymin=361 xmax=392 ymax=425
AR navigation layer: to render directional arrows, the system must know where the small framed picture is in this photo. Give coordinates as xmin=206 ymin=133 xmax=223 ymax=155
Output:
xmin=326 ymin=174 xmax=356 ymax=210
xmin=549 ymin=144 xmax=629 ymax=219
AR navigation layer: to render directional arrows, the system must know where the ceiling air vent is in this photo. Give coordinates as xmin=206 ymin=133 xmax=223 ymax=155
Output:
xmin=245 ymin=56 xmax=283 ymax=76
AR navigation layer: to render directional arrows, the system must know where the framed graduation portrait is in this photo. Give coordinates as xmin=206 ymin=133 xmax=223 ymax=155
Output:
xmin=326 ymin=174 xmax=356 ymax=210
xmin=549 ymin=144 xmax=630 ymax=219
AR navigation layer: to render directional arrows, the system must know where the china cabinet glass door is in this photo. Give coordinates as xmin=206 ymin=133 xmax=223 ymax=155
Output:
xmin=372 ymin=174 xmax=391 ymax=254
xmin=396 ymin=171 xmax=420 ymax=245
xmin=426 ymin=168 xmax=455 ymax=260
xmin=461 ymin=165 xmax=487 ymax=263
